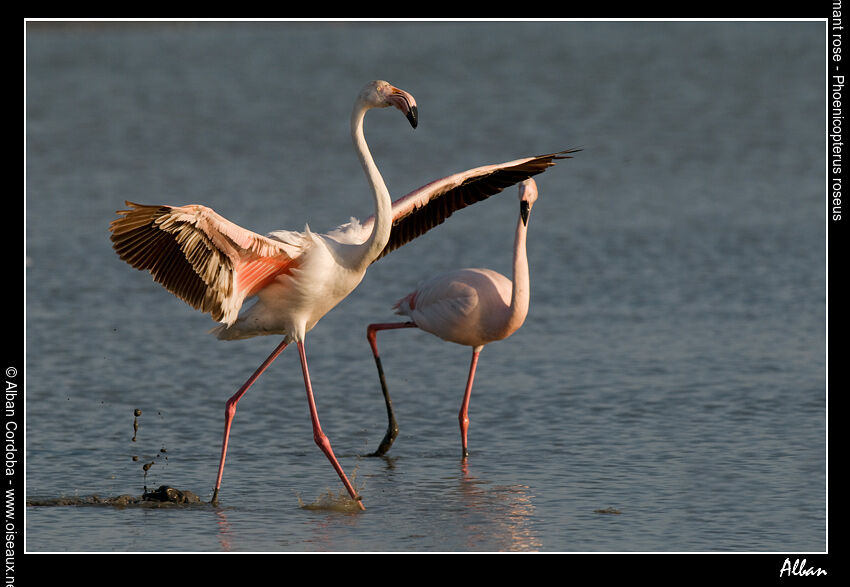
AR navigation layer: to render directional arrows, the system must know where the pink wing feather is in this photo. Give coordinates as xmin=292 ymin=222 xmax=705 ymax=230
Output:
xmin=110 ymin=202 xmax=301 ymax=325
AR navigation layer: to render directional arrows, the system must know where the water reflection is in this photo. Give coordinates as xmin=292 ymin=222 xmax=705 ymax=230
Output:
xmin=457 ymin=459 xmax=542 ymax=552
xmin=214 ymin=507 xmax=235 ymax=551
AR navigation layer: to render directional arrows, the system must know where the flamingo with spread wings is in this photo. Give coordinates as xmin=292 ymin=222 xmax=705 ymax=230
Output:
xmin=110 ymin=80 xmax=577 ymax=508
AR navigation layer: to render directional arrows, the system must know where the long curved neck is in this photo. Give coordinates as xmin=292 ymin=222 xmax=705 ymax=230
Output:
xmin=504 ymin=210 xmax=531 ymax=335
xmin=351 ymin=101 xmax=393 ymax=270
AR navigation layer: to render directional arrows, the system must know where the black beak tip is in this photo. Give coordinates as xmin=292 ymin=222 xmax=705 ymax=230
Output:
xmin=520 ymin=200 xmax=530 ymax=225
xmin=407 ymin=106 xmax=418 ymax=129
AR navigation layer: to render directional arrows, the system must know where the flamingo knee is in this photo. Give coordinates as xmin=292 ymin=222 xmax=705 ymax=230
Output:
xmin=224 ymin=397 xmax=238 ymax=421
xmin=313 ymin=430 xmax=333 ymax=454
xmin=367 ymin=324 xmax=380 ymax=356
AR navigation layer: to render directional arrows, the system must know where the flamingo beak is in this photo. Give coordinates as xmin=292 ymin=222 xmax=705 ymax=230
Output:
xmin=520 ymin=200 xmax=530 ymax=226
xmin=389 ymin=87 xmax=418 ymax=129
xmin=406 ymin=105 xmax=418 ymax=129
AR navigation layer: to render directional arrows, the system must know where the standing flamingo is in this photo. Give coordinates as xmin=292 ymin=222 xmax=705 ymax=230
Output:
xmin=366 ymin=178 xmax=540 ymax=458
xmin=110 ymin=80 xmax=575 ymax=508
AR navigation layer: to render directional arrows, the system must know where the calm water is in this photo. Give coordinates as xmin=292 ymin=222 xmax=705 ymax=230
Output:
xmin=24 ymin=21 xmax=826 ymax=553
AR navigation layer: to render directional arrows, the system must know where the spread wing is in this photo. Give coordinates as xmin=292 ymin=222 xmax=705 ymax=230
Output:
xmin=109 ymin=202 xmax=303 ymax=325
xmin=360 ymin=149 xmax=579 ymax=262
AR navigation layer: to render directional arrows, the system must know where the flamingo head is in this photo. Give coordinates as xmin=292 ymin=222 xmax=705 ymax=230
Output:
xmin=518 ymin=178 xmax=538 ymax=226
xmin=360 ymin=80 xmax=418 ymax=128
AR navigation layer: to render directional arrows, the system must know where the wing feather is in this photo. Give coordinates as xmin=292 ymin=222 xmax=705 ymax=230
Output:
xmin=361 ymin=149 xmax=579 ymax=262
xmin=109 ymin=202 xmax=300 ymax=324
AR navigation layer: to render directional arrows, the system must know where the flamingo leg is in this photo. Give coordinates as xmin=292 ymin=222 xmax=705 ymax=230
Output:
xmin=212 ymin=338 xmax=289 ymax=505
xmin=366 ymin=321 xmax=417 ymax=456
xmin=296 ymin=340 xmax=366 ymax=510
xmin=458 ymin=348 xmax=481 ymax=459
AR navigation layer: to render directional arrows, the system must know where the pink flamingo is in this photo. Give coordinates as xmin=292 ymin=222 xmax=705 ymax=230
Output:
xmin=110 ymin=80 xmax=575 ymax=508
xmin=366 ymin=178 xmax=540 ymax=459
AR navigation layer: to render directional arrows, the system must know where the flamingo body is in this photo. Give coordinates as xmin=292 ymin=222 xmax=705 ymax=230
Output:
xmin=367 ymin=179 xmax=539 ymax=458
xmin=110 ymin=78 xmax=575 ymax=507
xmin=395 ymin=268 xmax=516 ymax=348
xmin=211 ymin=225 xmax=372 ymax=341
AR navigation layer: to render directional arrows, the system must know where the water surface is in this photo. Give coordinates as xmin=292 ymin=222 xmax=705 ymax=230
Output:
xmin=24 ymin=20 xmax=826 ymax=553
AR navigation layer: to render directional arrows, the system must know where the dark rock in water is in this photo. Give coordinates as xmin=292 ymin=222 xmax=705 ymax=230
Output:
xmin=104 ymin=494 xmax=139 ymax=507
xmin=142 ymin=485 xmax=202 ymax=504
xmin=27 ymin=486 xmax=204 ymax=508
